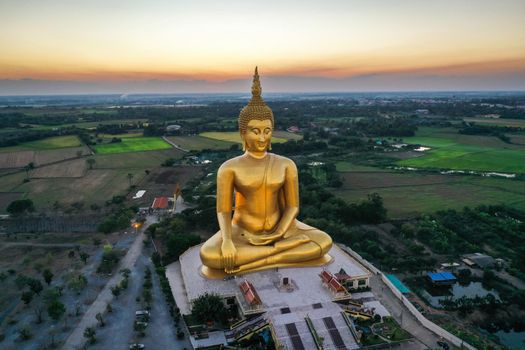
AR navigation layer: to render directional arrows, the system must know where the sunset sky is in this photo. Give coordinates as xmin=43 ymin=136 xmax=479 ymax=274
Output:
xmin=1 ymin=0 xmax=525 ymax=94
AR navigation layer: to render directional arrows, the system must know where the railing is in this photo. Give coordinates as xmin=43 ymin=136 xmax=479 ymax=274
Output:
xmin=305 ymin=315 xmax=324 ymax=350
xmin=341 ymin=311 xmax=361 ymax=345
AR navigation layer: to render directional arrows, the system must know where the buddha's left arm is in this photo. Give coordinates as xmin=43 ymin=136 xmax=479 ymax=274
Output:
xmin=273 ymin=160 xmax=299 ymax=236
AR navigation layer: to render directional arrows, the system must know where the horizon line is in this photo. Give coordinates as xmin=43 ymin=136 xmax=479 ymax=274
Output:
xmin=2 ymin=90 xmax=525 ymax=98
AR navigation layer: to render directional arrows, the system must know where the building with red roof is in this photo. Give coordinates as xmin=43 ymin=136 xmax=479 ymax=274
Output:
xmin=239 ymin=280 xmax=262 ymax=308
xmin=152 ymin=197 xmax=169 ymax=210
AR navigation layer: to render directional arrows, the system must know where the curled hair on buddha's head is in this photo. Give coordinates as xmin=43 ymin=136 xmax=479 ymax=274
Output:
xmin=238 ymin=67 xmax=274 ymax=140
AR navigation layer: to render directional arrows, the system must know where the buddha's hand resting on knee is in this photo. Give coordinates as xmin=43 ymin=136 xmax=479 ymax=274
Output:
xmin=221 ymin=238 xmax=237 ymax=273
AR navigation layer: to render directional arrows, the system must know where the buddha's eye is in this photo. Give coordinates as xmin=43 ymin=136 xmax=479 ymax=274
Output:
xmin=264 ymin=128 xmax=271 ymax=135
xmin=251 ymin=128 xmax=260 ymax=135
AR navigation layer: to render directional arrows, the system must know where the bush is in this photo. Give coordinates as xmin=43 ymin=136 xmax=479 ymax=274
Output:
xmin=97 ymin=250 xmax=124 ymax=274
xmin=83 ymin=326 xmax=96 ymax=344
xmin=165 ymin=233 xmax=201 ymax=262
xmin=7 ymin=199 xmax=35 ymax=216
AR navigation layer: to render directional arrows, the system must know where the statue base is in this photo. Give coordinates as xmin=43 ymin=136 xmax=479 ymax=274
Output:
xmin=200 ymin=254 xmax=333 ymax=279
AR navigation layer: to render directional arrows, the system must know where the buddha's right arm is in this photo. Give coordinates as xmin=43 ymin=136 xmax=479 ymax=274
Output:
xmin=217 ymin=212 xmax=232 ymax=240
xmin=216 ymin=164 xmax=234 ymax=241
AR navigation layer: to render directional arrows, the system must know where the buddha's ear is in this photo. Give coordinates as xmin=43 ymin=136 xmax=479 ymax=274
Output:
xmin=241 ymin=135 xmax=247 ymax=151
xmin=268 ymin=141 xmax=272 ymax=151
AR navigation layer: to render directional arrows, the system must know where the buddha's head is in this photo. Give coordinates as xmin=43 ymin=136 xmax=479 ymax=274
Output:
xmin=239 ymin=67 xmax=274 ymax=152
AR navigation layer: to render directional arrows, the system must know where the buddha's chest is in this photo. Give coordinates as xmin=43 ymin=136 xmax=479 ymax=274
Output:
xmin=233 ymin=164 xmax=285 ymax=193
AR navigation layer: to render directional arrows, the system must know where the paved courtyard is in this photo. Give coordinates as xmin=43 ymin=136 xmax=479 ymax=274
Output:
xmin=167 ymin=244 xmax=379 ymax=350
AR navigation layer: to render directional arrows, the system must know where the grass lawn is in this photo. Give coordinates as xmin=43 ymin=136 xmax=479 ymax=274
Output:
xmin=376 ymin=317 xmax=412 ymax=341
xmin=167 ymin=135 xmax=235 ymax=151
xmin=199 ymin=130 xmax=301 ymax=144
xmin=93 ymin=137 xmax=171 ymax=154
xmin=398 ymin=128 xmax=525 ymax=173
xmin=335 ymin=171 xmax=525 ymax=218
xmin=0 ymin=135 xmax=82 ymax=152
xmin=336 ymin=161 xmax=389 ymax=172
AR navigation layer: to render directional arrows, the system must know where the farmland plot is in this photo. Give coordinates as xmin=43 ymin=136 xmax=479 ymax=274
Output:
xmin=0 ymin=146 xmax=90 ymax=169
xmin=31 ymin=158 xmax=87 ymax=178
xmin=0 ymin=150 xmax=34 ymax=168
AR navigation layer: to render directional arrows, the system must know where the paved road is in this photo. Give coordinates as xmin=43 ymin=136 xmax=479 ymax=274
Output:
xmin=62 ymin=217 xmax=157 ymax=350
xmin=89 ymin=251 xmax=191 ymax=350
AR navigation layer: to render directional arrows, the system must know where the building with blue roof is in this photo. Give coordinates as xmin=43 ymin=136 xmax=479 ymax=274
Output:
xmin=427 ymin=272 xmax=457 ymax=286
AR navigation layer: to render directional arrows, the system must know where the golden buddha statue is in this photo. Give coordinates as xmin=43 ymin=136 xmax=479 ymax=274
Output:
xmin=200 ymin=67 xmax=332 ymax=278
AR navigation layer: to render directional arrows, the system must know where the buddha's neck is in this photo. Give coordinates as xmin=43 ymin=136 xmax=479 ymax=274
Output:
xmin=244 ymin=150 xmax=268 ymax=160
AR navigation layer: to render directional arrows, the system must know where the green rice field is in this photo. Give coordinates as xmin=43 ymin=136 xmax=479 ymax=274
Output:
xmin=93 ymin=137 xmax=172 ymax=154
xmin=0 ymin=135 xmax=82 ymax=152
xmin=397 ymin=128 xmax=525 ymax=173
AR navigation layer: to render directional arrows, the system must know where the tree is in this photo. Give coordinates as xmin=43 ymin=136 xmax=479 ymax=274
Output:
xmin=27 ymin=278 xmax=43 ymax=295
xmin=95 ymin=313 xmax=105 ymax=327
xmin=43 ymin=288 xmax=60 ymax=302
xmin=111 ymin=285 xmax=121 ymax=298
xmin=191 ymin=292 xmax=226 ymax=323
xmin=24 ymin=162 xmax=35 ymax=180
xmin=43 ymin=269 xmax=54 ymax=285
xmin=6 ymin=199 xmax=35 ymax=216
xmin=79 ymin=252 xmax=90 ymax=264
xmin=67 ymin=274 xmax=87 ymax=294
xmin=18 ymin=325 xmax=32 ymax=341
xmin=21 ymin=291 xmax=34 ymax=304
xmin=83 ymin=326 xmax=96 ymax=344
xmin=47 ymin=300 xmax=66 ymax=321
xmin=34 ymin=301 xmax=45 ymax=323
xmin=86 ymin=157 xmax=96 ymax=170
xmin=165 ymin=232 xmax=201 ymax=261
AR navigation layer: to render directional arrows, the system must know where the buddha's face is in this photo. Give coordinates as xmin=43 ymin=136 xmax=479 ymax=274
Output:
xmin=243 ymin=119 xmax=272 ymax=153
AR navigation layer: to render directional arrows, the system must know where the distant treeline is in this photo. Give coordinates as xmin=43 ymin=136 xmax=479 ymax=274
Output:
xmin=0 ymin=127 xmax=79 ymax=147
xmin=459 ymin=123 xmax=523 ymax=143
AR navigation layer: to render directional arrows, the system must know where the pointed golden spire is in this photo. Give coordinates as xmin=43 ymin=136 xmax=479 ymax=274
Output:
xmin=251 ymin=66 xmax=262 ymax=99
xmin=238 ymin=66 xmax=274 ymax=134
